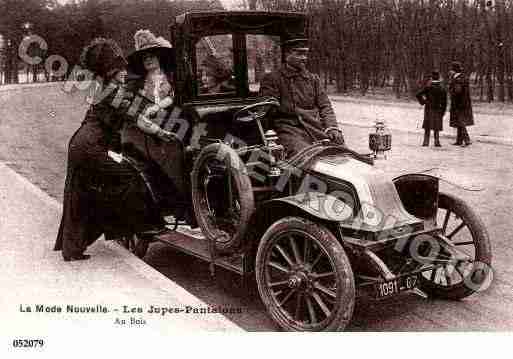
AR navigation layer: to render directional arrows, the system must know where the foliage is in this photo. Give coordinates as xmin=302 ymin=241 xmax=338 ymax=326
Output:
xmin=0 ymin=0 xmax=222 ymax=83
xmin=1 ymin=0 xmax=513 ymax=102
xmin=249 ymin=0 xmax=513 ymax=102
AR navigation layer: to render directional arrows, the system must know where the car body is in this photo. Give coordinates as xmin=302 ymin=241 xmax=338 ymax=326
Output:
xmin=117 ymin=10 xmax=492 ymax=331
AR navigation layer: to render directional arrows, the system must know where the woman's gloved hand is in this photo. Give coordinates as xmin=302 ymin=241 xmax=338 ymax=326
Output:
xmin=144 ymin=104 xmax=161 ymax=117
xmin=326 ymin=128 xmax=345 ymax=145
xmin=136 ymin=115 xmax=176 ymax=142
xmin=156 ymin=128 xmax=177 ymax=142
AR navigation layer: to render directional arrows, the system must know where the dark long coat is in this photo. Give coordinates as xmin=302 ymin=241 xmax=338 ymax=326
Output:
xmin=122 ymin=74 xmax=186 ymax=195
xmin=259 ymin=64 xmax=338 ymax=157
xmin=416 ymin=81 xmax=447 ymax=131
xmin=449 ymin=73 xmax=474 ymax=128
xmin=54 ymin=83 xmax=160 ymax=258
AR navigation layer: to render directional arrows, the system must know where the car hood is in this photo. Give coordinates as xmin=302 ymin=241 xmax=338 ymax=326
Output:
xmin=310 ymin=155 xmax=419 ymax=229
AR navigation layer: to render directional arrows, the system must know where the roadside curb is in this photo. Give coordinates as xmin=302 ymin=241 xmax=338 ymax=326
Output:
xmin=0 ymin=81 xmax=60 ymax=93
xmin=0 ymin=161 xmax=242 ymax=331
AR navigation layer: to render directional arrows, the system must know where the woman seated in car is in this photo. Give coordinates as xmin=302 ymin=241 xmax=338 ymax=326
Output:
xmin=200 ymin=55 xmax=235 ymax=94
xmin=126 ymin=29 xmax=176 ymax=117
xmin=124 ymin=29 xmax=190 ymax=221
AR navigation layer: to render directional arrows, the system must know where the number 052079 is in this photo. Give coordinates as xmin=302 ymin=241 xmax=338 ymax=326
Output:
xmin=12 ymin=339 xmax=45 ymax=348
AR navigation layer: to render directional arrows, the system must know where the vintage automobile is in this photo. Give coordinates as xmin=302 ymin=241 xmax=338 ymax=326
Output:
xmin=114 ymin=10 xmax=493 ymax=331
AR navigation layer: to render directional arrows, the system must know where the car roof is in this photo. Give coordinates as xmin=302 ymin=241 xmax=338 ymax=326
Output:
xmin=173 ymin=10 xmax=307 ymax=38
xmin=175 ymin=10 xmax=306 ymax=24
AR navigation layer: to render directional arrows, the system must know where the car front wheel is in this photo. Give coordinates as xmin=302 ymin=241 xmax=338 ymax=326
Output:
xmin=256 ymin=217 xmax=355 ymax=331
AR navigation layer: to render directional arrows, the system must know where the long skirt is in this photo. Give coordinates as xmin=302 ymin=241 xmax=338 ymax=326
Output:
xmin=54 ymin=122 xmax=159 ymax=258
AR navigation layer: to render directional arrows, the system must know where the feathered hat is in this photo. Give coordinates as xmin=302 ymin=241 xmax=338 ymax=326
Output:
xmin=127 ymin=30 xmax=176 ymax=75
xmin=80 ymin=38 xmax=127 ymax=78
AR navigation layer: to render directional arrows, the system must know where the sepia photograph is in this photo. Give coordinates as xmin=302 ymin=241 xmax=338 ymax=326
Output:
xmin=0 ymin=0 xmax=511 ymax=354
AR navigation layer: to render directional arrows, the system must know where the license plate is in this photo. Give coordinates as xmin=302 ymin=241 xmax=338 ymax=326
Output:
xmin=376 ymin=274 xmax=418 ymax=299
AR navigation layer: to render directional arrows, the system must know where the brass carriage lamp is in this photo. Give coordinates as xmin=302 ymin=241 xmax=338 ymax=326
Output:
xmin=369 ymin=120 xmax=392 ymax=159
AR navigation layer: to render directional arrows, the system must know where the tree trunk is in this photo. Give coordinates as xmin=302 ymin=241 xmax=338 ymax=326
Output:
xmin=486 ymin=66 xmax=494 ymax=102
xmin=498 ymin=53 xmax=505 ymax=102
xmin=4 ymin=41 xmax=12 ymax=84
xmin=11 ymin=43 xmax=18 ymax=84
xmin=32 ymin=64 xmax=37 ymax=82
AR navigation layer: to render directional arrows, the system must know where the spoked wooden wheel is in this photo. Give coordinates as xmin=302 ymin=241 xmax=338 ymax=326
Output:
xmin=256 ymin=217 xmax=355 ymax=331
xmin=191 ymin=143 xmax=254 ymax=253
xmin=419 ymin=192 xmax=492 ymax=299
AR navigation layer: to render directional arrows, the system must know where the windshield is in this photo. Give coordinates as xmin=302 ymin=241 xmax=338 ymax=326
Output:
xmin=192 ymin=33 xmax=282 ymax=98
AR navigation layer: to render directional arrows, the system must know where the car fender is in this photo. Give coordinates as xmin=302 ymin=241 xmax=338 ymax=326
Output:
xmin=393 ymin=173 xmax=439 ymax=220
xmin=394 ymin=168 xmax=484 ymax=192
xmin=257 ymin=192 xmax=354 ymax=224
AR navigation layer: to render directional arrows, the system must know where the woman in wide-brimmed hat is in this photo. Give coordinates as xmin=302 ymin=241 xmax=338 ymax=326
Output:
xmin=125 ymin=29 xmax=190 ymax=222
xmin=54 ymin=38 xmax=165 ymax=261
xmin=127 ymin=30 xmax=176 ymax=117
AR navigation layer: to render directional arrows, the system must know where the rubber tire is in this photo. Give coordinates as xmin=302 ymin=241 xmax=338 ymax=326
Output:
xmin=191 ymin=143 xmax=255 ymax=254
xmin=419 ymin=192 xmax=492 ymax=300
xmin=255 ymin=216 xmax=355 ymax=331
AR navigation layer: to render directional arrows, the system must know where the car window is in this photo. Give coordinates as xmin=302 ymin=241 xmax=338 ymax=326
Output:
xmin=246 ymin=34 xmax=281 ymax=94
xmin=196 ymin=35 xmax=235 ymax=95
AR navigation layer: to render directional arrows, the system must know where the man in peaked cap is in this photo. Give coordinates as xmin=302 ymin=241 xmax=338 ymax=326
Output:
xmin=259 ymin=37 xmax=344 ymax=158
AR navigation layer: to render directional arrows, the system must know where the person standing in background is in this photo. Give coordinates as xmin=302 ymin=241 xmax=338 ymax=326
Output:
xmin=416 ymin=70 xmax=447 ymax=147
xmin=448 ymin=61 xmax=474 ymax=147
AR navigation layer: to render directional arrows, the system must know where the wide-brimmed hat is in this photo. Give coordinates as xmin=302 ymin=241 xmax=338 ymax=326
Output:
xmin=80 ymin=38 xmax=127 ymax=78
xmin=127 ymin=30 xmax=176 ymax=75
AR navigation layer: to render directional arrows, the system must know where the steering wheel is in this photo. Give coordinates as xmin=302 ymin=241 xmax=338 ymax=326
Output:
xmin=233 ymin=97 xmax=280 ymax=123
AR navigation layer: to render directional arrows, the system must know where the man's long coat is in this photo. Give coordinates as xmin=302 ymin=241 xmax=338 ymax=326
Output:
xmin=260 ymin=64 xmax=338 ymax=157
xmin=416 ymin=81 xmax=447 ymax=131
xmin=449 ymin=73 xmax=474 ymax=128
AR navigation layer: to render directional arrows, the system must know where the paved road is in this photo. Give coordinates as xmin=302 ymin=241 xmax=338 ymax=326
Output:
xmin=1 ymin=84 xmax=512 ymax=331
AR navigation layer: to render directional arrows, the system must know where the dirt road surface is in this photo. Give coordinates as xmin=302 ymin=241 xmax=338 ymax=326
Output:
xmin=1 ymin=83 xmax=512 ymax=331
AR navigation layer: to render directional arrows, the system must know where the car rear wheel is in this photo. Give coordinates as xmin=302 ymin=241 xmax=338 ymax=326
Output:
xmin=419 ymin=192 xmax=493 ymax=299
xmin=191 ymin=143 xmax=254 ymax=254
xmin=256 ymin=217 xmax=355 ymax=331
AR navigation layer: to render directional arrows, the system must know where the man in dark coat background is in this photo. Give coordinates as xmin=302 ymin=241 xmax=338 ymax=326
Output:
xmin=448 ymin=61 xmax=474 ymax=147
xmin=416 ymin=70 xmax=447 ymax=147
xmin=259 ymin=38 xmax=344 ymax=158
